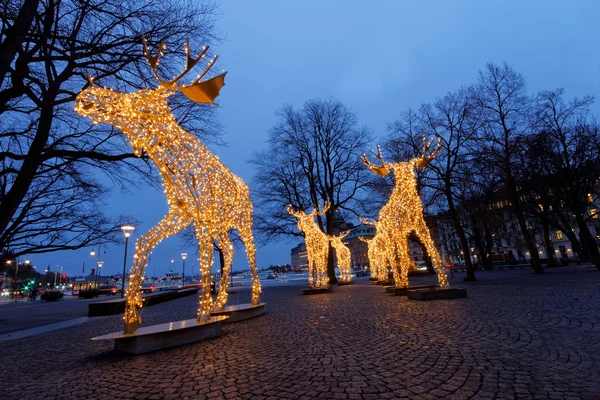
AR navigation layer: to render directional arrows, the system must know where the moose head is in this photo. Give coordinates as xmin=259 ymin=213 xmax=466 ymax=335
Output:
xmin=286 ymin=202 xmax=330 ymax=233
xmin=361 ymin=136 xmax=442 ymax=177
xmin=75 ymin=38 xmax=226 ymax=154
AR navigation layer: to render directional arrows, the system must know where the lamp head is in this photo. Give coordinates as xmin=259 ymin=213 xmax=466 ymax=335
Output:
xmin=121 ymin=224 xmax=135 ymax=238
xmin=181 ymin=253 xmax=188 ymax=260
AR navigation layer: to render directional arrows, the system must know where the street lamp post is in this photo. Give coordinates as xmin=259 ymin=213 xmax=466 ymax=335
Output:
xmin=121 ymin=225 xmax=135 ymax=298
xmin=6 ymin=260 xmax=17 ymax=299
xmin=181 ymin=253 xmax=187 ymax=288
xmin=95 ymin=261 xmax=104 ymax=289
xmin=96 ymin=261 xmax=104 ymax=290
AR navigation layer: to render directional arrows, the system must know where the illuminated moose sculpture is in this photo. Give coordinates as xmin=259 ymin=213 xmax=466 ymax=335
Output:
xmin=75 ymin=39 xmax=261 ymax=334
xmin=361 ymin=138 xmax=449 ymax=289
xmin=359 ymin=218 xmax=391 ymax=282
xmin=287 ymin=204 xmax=331 ymax=289
xmin=329 ymin=232 xmax=352 ymax=283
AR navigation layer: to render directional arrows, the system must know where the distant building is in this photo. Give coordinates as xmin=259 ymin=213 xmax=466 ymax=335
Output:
xmin=434 ymin=195 xmax=600 ymax=268
xmin=290 ymin=242 xmax=308 ymax=270
xmin=343 ymin=224 xmax=375 ymax=270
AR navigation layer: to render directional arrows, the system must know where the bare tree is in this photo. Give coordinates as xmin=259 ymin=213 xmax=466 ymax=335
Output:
xmin=0 ymin=0 xmax=221 ymax=256
xmin=454 ymin=163 xmax=504 ymax=270
xmin=472 ymin=62 xmax=543 ymax=273
xmin=535 ymin=89 xmax=600 ymax=269
xmin=250 ymin=98 xmax=372 ymax=284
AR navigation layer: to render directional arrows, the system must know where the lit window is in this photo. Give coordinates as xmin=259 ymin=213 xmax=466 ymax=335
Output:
xmin=556 ymin=231 xmax=563 ymax=240
xmin=591 ymin=209 xmax=598 ymax=219
xmin=588 ymin=194 xmax=593 ymax=203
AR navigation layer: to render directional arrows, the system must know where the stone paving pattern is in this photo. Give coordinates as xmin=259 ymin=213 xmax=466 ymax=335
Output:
xmin=1 ymin=266 xmax=600 ymax=399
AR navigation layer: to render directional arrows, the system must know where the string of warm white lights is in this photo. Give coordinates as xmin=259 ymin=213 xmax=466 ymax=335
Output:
xmin=358 ymin=237 xmax=378 ymax=279
xmin=287 ymin=204 xmax=330 ymax=289
xmin=329 ymin=232 xmax=352 ymax=282
xmin=362 ymin=139 xmax=450 ymax=289
xmin=75 ymin=39 xmax=261 ymax=334
xmin=359 ymin=219 xmax=392 ymax=282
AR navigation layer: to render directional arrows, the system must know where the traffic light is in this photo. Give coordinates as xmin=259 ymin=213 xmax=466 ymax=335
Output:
xmin=62 ymin=274 xmax=67 ymax=280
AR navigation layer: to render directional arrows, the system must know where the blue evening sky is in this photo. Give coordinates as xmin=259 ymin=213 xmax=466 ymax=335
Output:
xmin=34 ymin=0 xmax=600 ymax=277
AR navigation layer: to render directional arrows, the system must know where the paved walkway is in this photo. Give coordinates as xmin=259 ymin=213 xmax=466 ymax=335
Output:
xmin=2 ymin=266 xmax=599 ymax=399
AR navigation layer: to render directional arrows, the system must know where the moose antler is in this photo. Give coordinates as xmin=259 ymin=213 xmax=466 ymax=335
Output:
xmin=415 ymin=136 xmax=442 ymax=169
xmin=286 ymin=204 xmax=304 ymax=219
xmin=312 ymin=201 xmax=330 ymax=216
xmin=359 ymin=216 xmax=376 ymax=226
xmin=142 ymin=37 xmax=226 ymax=105
xmin=361 ymin=145 xmax=390 ymax=177
xmin=330 ymin=230 xmax=351 ymax=240
xmin=358 ymin=236 xmax=373 ymax=244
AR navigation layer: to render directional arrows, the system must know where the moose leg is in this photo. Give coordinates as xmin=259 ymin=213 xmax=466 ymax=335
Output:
xmin=396 ymin=237 xmax=410 ymax=288
xmin=237 ymin=220 xmax=262 ymax=306
xmin=196 ymin=227 xmax=215 ymax=322
xmin=415 ymin=218 xmax=449 ymax=289
xmin=124 ymin=210 xmax=190 ymax=334
xmin=306 ymin=250 xmax=315 ymax=288
xmin=213 ymin=233 xmax=234 ymax=311
xmin=317 ymin=252 xmax=329 ymax=288
xmin=385 ymin=243 xmax=401 ymax=285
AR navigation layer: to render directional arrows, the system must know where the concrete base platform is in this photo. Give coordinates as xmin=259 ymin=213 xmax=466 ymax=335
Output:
xmin=376 ymin=280 xmax=394 ymax=286
xmin=337 ymin=281 xmax=355 ymax=286
xmin=210 ymin=303 xmax=266 ymax=323
xmin=91 ymin=316 xmax=228 ymax=355
xmin=369 ymin=277 xmax=378 ymax=281
xmin=302 ymin=287 xmax=332 ymax=295
xmin=391 ymin=284 xmax=439 ymax=295
xmin=407 ymin=287 xmax=467 ymax=301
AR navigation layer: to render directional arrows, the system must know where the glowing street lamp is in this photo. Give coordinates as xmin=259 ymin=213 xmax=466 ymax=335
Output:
xmin=181 ymin=253 xmax=188 ymax=287
xmin=120 ymin=225 xmax=135 ymax=298
xmin=94 ymin=260 xmax=104 ymax=289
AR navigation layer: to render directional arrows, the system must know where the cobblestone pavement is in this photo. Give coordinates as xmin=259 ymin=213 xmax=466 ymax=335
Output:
xmin=2 ymin=266 xmax=600 ymax=400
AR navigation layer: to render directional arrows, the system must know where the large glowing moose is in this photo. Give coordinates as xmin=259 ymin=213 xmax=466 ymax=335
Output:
xmin=76 ymin=39 xmax=261 ymax=333
xmin=287 ymin=204 xmax=331 ymax=289
xmin=361 ymin=138 xmax=449 ymax=289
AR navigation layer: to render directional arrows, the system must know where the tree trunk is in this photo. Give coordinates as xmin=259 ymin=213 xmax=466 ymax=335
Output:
xmin=325 ymin=212 xmax=338 ymax=284
xmin=483 ymin=225 xmax=494 ymax=270
xmin=0 ymin=0 xmax=39 ymax=87
xmin=507 ymin=178 xmax=544 ymax=273
xmin=467 ymin=213 xmax=487 ymax=270
xmin=541 ymin=217 xmax=558 ymax=267
xmin=447 ymin=192 xmax=476 ymax=281
xmin=575 ymin=214 xmax=600 ymax=270
xmin=0 ymin=98 xmax=54 ymax=238
xmin=555 ymin=212 xmax=587 ymax=261
xmin=218 ymin=248 xmax=225 ymax=275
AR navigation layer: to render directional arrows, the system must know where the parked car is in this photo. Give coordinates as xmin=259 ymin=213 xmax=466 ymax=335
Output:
xmin=140 ymin=282 xmax=155 ymax=294
xmin=96 ymin=285 xmax=120 ymax=296
xmin=41 ymin=291 xmax=64 ymax=301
